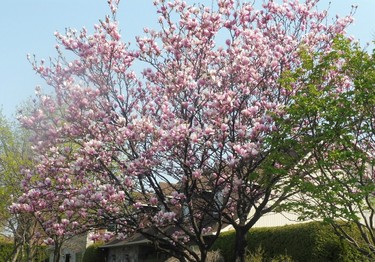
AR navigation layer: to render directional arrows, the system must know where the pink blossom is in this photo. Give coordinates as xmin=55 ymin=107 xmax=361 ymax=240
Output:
xmin=150 ymin=197 xmax=158 ymax=205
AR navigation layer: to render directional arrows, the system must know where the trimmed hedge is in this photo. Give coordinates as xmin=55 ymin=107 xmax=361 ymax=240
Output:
xmin=0 ymin=240 xmax=13 ymax=262
xmin=83 ymin=242 xmax=106 ymax=262
xmin=212 ymin=222 xmax=368 ymax=262
xmin=211 ymin=230 xmax=236 ymax=262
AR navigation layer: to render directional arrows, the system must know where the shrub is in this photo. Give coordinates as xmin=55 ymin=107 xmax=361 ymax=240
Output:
xmin=83 ymin=243 xmax=106 ymax=262
xmin=33 ymin=245 xmax=49 ymax=262
xmin=0 ymin=240 xmax=13 ymax=262
xmin=211 ymin=230 xmax=236 ymax=261
xmin=0 ymin=240 xmax=48 ymax=262
xmin=245 ymin=246 xmax=294 ymax=262
xmin=166 ymin=250 xmax=224 ymax=262
xmin=212 ymin=221 xmax=368 ymax=262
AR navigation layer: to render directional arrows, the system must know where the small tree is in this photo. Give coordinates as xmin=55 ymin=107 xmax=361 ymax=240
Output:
xmin=13 ymin=1 xmax=354 ymax=261
xmin=0 ymin=112 xmax=47 ymax=262
xmin=281 ymin=37 xmax=375 ymax=259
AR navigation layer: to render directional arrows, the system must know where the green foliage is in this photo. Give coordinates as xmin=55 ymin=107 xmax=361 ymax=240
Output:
xmin=211 ymin=230 xmax=236 ymax=262
xmin=0 ymin=112 xmax=32 ymax=224
xmin=245 ymin=246 xmax=266 ymax=262
xmin=279 ymin=35 xmax=375 ymax=258
xmin=245 ymin=246 xmax=294 ymax=262
xmin=83 ymin=243 xmax=106 ymax=262
xmin=0 ymin=240 xmax=13 ymax=262
xmin=0 ymin=112 xmax=47 ymax=261
xmin=212 ymin=222 xmax=367 ymax=262
xmin=0 ymin=239 xmax=48 ymax=262
xmin=35 ymin=246 xmax=49 ymax=262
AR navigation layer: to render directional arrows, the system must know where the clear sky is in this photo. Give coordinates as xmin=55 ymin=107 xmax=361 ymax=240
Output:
xmin=0 ymin=0 xmax=374 ymax=119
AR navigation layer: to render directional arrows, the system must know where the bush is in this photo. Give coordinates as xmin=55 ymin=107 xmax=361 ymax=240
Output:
xmin=83 ymin=243 xmax=106 ymax=262
xmin=211 ymin=230 xmax=236 ymax=261
xmin=0 ymin=240 xmax=13 ymax=262
xmin=246 ymin=246 xmax=294 ymax=262
xmin=212 ymin=221 xmax=368 ymax=262
xmin=34 ymin=245 xmax=49 ymax=262
xmin=0 ymin=240 xmax=48 ymax=262
xmin=166 ymin=250 xmax=224 ymax=262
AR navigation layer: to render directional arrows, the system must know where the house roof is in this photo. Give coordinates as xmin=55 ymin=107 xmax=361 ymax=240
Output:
xmin=101 ymin=225 xmax=180 ymax=248
xmin=101 ymin=218 xmax=227 ymax=249
xmin=101 ymin=233 xmax=151 ymax=248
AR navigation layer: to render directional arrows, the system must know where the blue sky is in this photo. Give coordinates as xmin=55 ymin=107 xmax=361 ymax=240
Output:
xmin=0 ymin=0 xmax=374 ymax=119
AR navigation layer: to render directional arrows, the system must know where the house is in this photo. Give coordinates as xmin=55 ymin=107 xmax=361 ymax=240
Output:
xmin=99 ymin=175 xmax=311 ymax=262
xmin=47 ymin=232 xmax=95 ymax=262
xmin=101 ymin=230 xmax=172 ymax=262
xmin=49 ymin=165 xmax=314 ymax=262
xmin=99 ymin=208 xmax=310 ymax=262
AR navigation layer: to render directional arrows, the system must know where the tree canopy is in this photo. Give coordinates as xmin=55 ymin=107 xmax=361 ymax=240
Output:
xmin=0 ymin=112 xmax=47 ymax=262
xmin=281 ymin=37 xmax=375 ymax=259
xmin=10 ymin=1 xmax=356 ymax=261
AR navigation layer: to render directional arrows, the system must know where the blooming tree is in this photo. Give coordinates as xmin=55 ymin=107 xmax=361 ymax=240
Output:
xmin=0 ymin=112 xmax=48 ymax=262
xmin=12 ymin=0 xmax=354 ymax=261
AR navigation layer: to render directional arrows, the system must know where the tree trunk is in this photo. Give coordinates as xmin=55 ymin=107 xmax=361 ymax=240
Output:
xmin=234 ymin=227 xmax=247 ymax=262
xmin=53 ymin=242 xmax=61 ymax=262
xmin=10 ymin=244 xmax=21 ymax=262
xmin=199 ymin=248 xmax=207 ymax=262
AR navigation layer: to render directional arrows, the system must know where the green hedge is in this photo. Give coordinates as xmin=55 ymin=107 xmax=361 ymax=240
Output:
xmin=0 ymin=240 xmax=48 ymax=262
xmin=0 ymin=240 xmax=13 ymax=262
xmin=83 ymin=242 xmax=106 ymax=262
xmin=212 ymin=222 xmax=368 ymax=262
xmin=211 ymin=230 xmax=236 ymax=262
